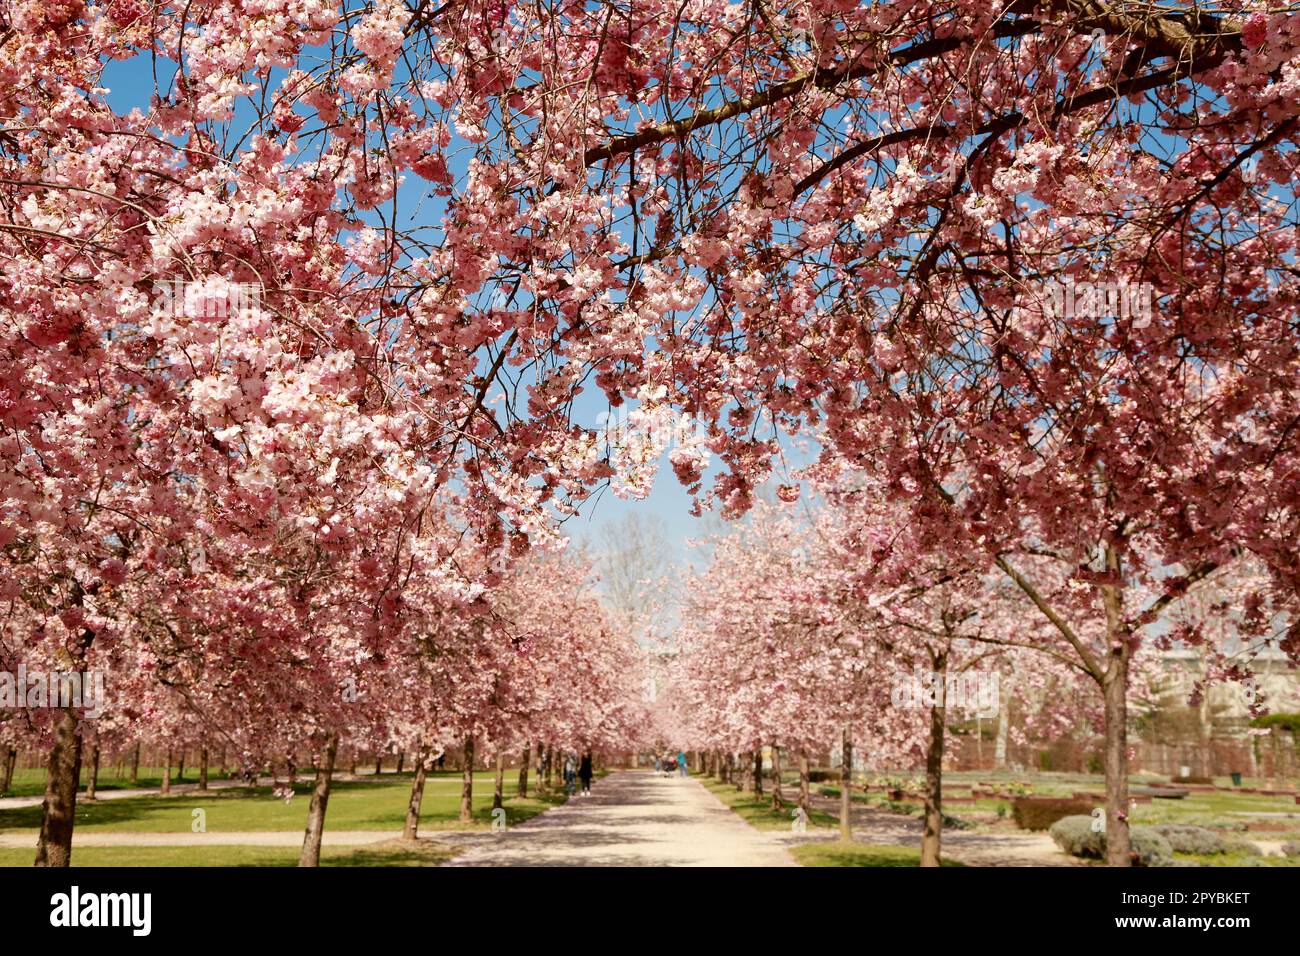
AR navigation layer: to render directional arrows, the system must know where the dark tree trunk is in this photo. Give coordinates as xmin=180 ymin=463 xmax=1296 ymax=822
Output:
xmin=752 ymin=750 xmax=763 ymax=796
xmin=35 ymin=703 xmax=82 ymax=867
xmin=770 ymin=745 xmax=783 ymax=809
xmin=396 ymin=750 xmax=405 ymax=774
xmin=839 ymin=727 xmax=853 ymax=841
xmin=161 ymin=747 xmax=172 ymax=795
xmin=129 ymin=741 xmax=140 ymax=786
xmin=921 ymin=650 xmax=948 ymax=868
xmin=1 ymin=746 xmax=16 ymax=794
xmin=298 ymin=732 xmax=339 ymax=867
xmin=459 ymin=735 xmax=475 ymax=823
xmin=493 ymin=751 xmax=505 ymax=811
xmin=374 ymin=755 xmax=382 ymax=776
xmin=176 ymin=750 xmax=184 ymax=783
xmin=544 ymin=744 xmax=554 ymax=792
xmin=199 ymin=746 xmax=209 ymax=791
xmin=518 ymin=745 xmax=531 ymax=798
xmin=403 ymin=746 xmax=429 ymax=841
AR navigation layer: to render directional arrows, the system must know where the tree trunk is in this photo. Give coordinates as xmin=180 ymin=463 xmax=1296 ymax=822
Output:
xmin=493 ymin=751 xmax=505 ymax=811
xmin=374 ymin=755 xmax=382 ymax=776
xmin=459 ymin=735 xmax=475 ymax=823
xmin=921 ymin=650 xmax=948 ymax=868
xmin=839 ymin=727 xmax=853 ymax=841
xmin=544 ymin=744 xmax=554 ymax=792
xmin=298 ymin=732 xmax=339 ymax=867
xmin=199 ymin=746 xmax=208 ymax=791
xmin=1101 ymin=570 xmax=1133 ymax=867
xmin=770 ymin=745 xmax=783 ymax=809
xmin=751 ymin=750 xmax=763 ymax=796
xmin=161 ymin=747 xmax=172 ymax=795
xmin=403 ymin=746 xmax=429 ymax=841
xmin=798 ymin=750 xmax=811 ymax=816
xmin=396 ymin=750 xmax=405 ymax=774
xmin=129 ymin=741 xmax=140 ymax=786
xmin=35 ymin=703 xmax=82 ymax=867
xmin=1 ymin=746 xmax=16 ymax=794
xmin=994 ymin=673 xmax=1011 ymax=769
xmin=1102 ymin=641 xmax=1132 ymax=865
xmin=518 ymin=745 xmax=531 ymax=798
xmin=176 ymin=749 xmax=184 ymax=783
xmin=85 ymin=743 xmax=100 ymax=801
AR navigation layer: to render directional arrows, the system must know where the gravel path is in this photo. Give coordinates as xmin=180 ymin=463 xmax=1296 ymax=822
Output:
xmin=441 ymin=769 xmax=797 ymax=867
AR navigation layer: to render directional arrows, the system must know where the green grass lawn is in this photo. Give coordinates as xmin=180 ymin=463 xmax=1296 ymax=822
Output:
xmin=791 ymin=840 xmax=965 ymax=867
xmin=700 ymin=777 xmax=838 ymax=831
xmin=0 ymin=772 xmax=565 ymax=837
xmin=0 ymin=839 xmax=457 ymax=867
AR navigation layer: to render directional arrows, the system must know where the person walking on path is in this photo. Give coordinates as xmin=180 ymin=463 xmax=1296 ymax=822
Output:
xmin=677 ymin=750 xmax=688 ymax=778
xmin=578 ymin=752 xmax=594 ymax=795
xmin=653 ymin=754 xmax=662 ymax=776
xmin=563 ymin=753 xmax=577 ymax=795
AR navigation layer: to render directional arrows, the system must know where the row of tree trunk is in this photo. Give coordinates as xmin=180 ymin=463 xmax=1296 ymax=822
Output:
xmin=694 ymin=719 xmax=950 ymax=868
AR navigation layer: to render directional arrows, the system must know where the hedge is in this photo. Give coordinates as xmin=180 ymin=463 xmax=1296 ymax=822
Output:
xmin=1049 ymin=816 xmax=1173 ymax=867
xmin=1012 ymin=796 xmax=1094 ymax=831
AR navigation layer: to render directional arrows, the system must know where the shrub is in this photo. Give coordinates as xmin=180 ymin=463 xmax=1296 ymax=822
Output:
xmin=1221 ymin=835 xmax=1262 ymax=857
xmin=1152 ymin=825 xmax=1224 ymax=855
xmin=1013 ymin=797 xmax=1094 ymax=831
xmin=1131 ymin=828 xmax=1175 ymax=867
xmin=1281 ymin=841 xmax=1300 ymax=858
xmin=1050 ymin=816 xmax=1173 ymax=867
xmin=1169 ymin=774 xmax=1213 ymax=785
xmin=1049 ymin=815 xmax=1104 ymax=858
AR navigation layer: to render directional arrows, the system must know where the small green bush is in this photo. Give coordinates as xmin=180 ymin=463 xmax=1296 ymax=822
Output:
xmin=1012 ymin=796 xmax=1094 ymax=831
xmin=1049 ymin=815 xmax=1173 ymax=867
xmin=1151 ymin=824 xmax=1258 ymax=856
xmin=1152 ymin=824 xmax=1225 ymax=855
xmin=1049 ymin=815 xmax=1104 ymax=857
xmin=1221 ymin=835 xmax=1262 ymax=856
